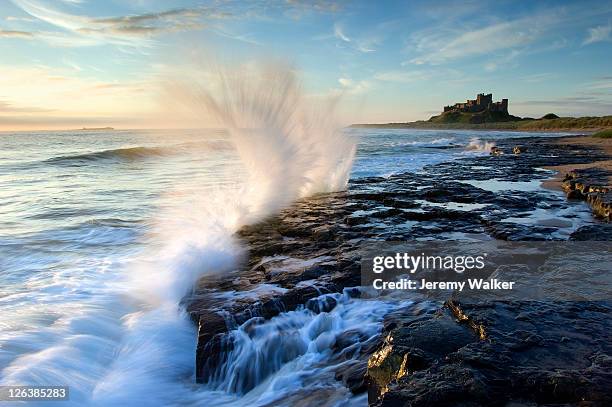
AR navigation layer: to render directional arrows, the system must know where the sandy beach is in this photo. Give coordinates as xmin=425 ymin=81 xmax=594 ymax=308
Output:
xmin=542 ymin=135 xmax=612 ymax=190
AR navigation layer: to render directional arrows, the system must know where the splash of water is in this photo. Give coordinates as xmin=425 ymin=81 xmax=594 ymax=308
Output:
xmin=465 ymin=137 xmax=495 ymax=152
xmin=0 ymin=62 xmax=356 ymax=405
xmin=133 ymin=61 xmax=356 ymax=305
xmin=171 ymin=61 xmax=356 ymax=218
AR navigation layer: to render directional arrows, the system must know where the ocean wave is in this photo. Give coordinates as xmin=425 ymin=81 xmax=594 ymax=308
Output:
xmin=465 ymin=138 xmax=496 ymax=152
xmin=45 ymin=146 xmax=169 ymax=165
xmin=387 ymin=137 xmax=454 ymax=147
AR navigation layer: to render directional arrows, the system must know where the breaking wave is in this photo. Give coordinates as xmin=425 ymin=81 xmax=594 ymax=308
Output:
xmin=465 ymin=137 xmax=495 ymax=152
xmin=0 ymin=61 xmax=357 ymax=406
xmin=45 ymin=146 xmax=170 ymax=165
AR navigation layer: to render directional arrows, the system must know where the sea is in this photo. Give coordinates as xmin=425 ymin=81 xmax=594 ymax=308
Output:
xmin=0 ymin=128 xmax=585 ymax=406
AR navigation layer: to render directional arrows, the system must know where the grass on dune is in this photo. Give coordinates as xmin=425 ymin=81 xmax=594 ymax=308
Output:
xmin=352 ymin=115 xmax=612 ymax=132
xmin=592 ymin=129 xmax=612 ymax=138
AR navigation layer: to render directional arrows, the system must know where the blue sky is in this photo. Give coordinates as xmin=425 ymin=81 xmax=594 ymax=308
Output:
xmin=0 ymin=0 xmax=611 ymax=129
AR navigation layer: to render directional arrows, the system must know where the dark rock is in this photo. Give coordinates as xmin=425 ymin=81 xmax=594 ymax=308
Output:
xmin=306 ymin=294 xmax=337 ymax=313
xmin=183 ymin=134 xmax=612 ymax=398
xmin=335 ymin=360 xmax=368 ymax=394
xmin=366 ymin=308 xmax=479 ymax=403
xmin=490 ymin=146 xmax=503 ymax=156
xmin=561 ymin=168 xmax=611 ymax=220
xmin=570 ymin=224 xmax=612 ymax=240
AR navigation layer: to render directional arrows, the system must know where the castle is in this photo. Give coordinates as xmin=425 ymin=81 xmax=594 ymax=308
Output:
xmin=443 ymin=93 xmax=508 ymax=114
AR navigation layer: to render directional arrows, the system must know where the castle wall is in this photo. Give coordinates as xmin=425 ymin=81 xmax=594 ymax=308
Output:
xmin=444 ymin=93 xmax=508 ymax=114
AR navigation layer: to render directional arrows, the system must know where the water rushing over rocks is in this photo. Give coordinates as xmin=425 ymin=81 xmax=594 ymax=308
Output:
xmin=185 ymin=135 xmax=611 ymax=406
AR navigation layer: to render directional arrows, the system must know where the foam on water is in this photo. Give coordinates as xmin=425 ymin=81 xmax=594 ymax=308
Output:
xmin=201 ymin=291 xmax=411 ymax=406
xmin=465 ymin=137 xmax=496 ymax=152
xmin=0 ymin=63 xmax=356 ymax=405
xmin=0 ymin=75 xmax=586 ymax=405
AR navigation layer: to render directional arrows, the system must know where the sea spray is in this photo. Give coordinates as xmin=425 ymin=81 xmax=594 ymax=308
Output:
xmin=169 ymin=61 xmax=356 ymax=217
xmin=1 ymin=61 xmax=356 ymax=406
xmin=103 ymin=61 xmax=357 ymax=403
xmin=465 ymin=137 xmax=495 ymax=152
xmin=131 ymin=61 xmax=356 ymax=304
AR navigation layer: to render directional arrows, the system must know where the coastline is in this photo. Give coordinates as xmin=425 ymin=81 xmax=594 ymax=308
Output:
xmin=541 ymin=135 xmax=611 ymax=220
xmin=350 ymin=116 xmax=612 ymax=133
xmin=350 ymin=123 xmax=607 ymax=133
xmin=186 ymin=133 xmax=611 ymax=405
xmin=542 ymin=135 xmax=612 ymax=190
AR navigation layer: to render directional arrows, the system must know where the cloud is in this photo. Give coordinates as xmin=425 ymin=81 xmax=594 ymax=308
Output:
xmin=332 ymin=22 xmax=379 ymax=53
xmin=337 ymin=77 xmax=371 ymax=94
xmin=513 ymin=94 xmax=612 ymax=116
xmin=407 ymin=14 xmax=558 ymax=65
xmin=5 ymin=15 xmax=36 ymax=22
xmin=0 ymin=64 xmax=158 ymax=124
xmin=286 ymin=0 xmax=340 ymax=13
xmin=333 ymin=22 xmax=350 ymax=42
xmin=0 ymin=28 xmax=100 ymax=46
xmin=0 ymin=29 xmax=34 ymax=38
xmin=586 ymin=78 xmax=612 ymax=90
xmin=8 ymin=1 xmax=216 ymax=47
xmin=518 ymin=72 xmax=558 ymax=83
xmin=284 ymin=0 xmax=341 ymax=18
xmin=93 ymin=8 xmax=208 ymax=26
xmin=583 ymin=24 xmax=612 ymax=45
xmin=483 ymin=49 xmax=521 ymax=72
xmin=374 ymin=70 xmax=431 ymax=83
xmin=63 ymin=59 xmax=81 ymax=71
xmin=0 ymin=100 xmax=53 ymax=113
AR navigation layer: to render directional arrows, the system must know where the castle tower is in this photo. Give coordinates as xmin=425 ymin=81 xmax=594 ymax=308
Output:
xmin=501 ymin=98 xmax=508 ymax=113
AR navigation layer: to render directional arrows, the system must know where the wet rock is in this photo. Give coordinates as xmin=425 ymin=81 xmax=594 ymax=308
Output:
xmin=335 ymin=360 xmax=368 ymax=394
xmin=562 ymin=168 xmax=611 ymax=221
xmin=366 ymin=308 xmax=479 ymax=402
xmin=513 ymin=145 xmax=527 ymax=154
xmin=306 ymin=294 xmax=337 ymax=314
xmin=570 ymin=224 xmax=612 ymax=240
xmin=587 ymin=192 xmax=612 ymax=220
xmin=490 ymin=146 xmax=503 ymax=156
xmin=370 ymin=294 xmax=612 ymax=406
xmin=184 ymin=134 xmax=612 ymax=395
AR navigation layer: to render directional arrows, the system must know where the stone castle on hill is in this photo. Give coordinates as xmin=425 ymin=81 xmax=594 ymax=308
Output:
xmin=444 ymin=93 xmax=508 ymax=114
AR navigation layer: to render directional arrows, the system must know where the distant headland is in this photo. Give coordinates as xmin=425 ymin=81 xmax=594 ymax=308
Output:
xmin=81 ymin=127 xmax=114 ymax=131
xmin=352 ymin=92 xmax=612 ymax=132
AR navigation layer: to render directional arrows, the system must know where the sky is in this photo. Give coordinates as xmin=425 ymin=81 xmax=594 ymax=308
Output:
xmin=0 ymin=0 xmax=611 ymax=130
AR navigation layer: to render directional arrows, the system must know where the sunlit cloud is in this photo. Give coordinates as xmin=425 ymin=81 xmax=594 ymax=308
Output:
xmin=0 ymin=100 xmax=53 ymax=113
xmin=9 ymin=0 xmax=215 ymax=47
xmin=0 ymin=29 xmax=34 ymax=38
xmin=0 ymin=64 xmax=158 ymax=127
xmin=5 ymin=15 xmax=36 ymax=22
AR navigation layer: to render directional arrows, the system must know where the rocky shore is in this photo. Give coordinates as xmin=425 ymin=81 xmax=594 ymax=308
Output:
xmin=542 ymin=136 xmax=612 ymax=221
xmin=184 ymin=135 xmax=611 ymax=406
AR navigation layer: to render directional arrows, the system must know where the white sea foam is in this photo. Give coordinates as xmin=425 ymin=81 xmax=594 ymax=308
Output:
xmin=465 ymin=137 xmax=496 ymax=152
xmin=0 ymin=62 xmax=356 ymax=406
